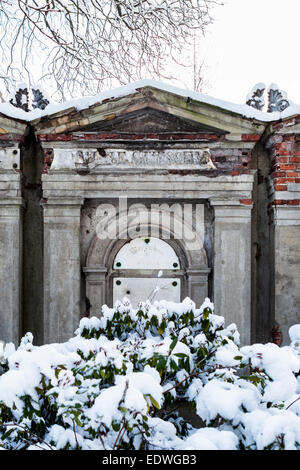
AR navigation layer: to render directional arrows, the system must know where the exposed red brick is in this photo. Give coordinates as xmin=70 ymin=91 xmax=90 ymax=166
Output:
xmin=277 ymin=157 xmax=288 ymax=163
xmin=274 ymin=177 xmax=295 ymax=184
xmin=168 ymin=169 xmax=218 ymax=176
xmin=287 ymin=200 xmax=300 ymax=205
xmin=272 ymin=121 xmax=284 ymax=131
xmin=272 ymin=200 xmax=284 ymax=205
xmin=275 ymin=143 xmax=285 ymax=151
xmin=289 ymin=157 xmax=300 ymax=163
xmin=43 ymin=148 xmax=54 ymax=173
xmin=271 ymin=171 xmax=285 ymax=179
xmin=235 ymin=164 xmax=247 ymax=169
xmin=275 ymin=149 xmax=292 ymax=156
xmin=241 ymin=134 xmax=261 ymax=142
xmin=239 ymin=199 xmax=252 ymax=205
xmin=0 ymin=133 xmax=24 ymax=142
xmin=39 ymin=134 xmax=72 ymax=141
xmin=38 ymin=132 xmax=224 ymax=142
xmin=274 ymin=185 xmax=288 ymax=191
xmin=280 ymin=164 xmax=295 ymax=170
xmin=286 ymin=171 xmax=299 ymax=177
xmin=283 ymin=134 xmax=295 ymax=142
xmin=275 ymin=142 xmax=294 ymax=151
xmin=272 ymin=200 xmax=300 ymax=206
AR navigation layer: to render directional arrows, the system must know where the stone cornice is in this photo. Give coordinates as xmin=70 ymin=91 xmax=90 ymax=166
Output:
xmin=42 ymin=171 xmax=255 ymax=202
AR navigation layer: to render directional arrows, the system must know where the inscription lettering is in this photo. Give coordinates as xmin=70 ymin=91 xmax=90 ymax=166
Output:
xmin=52 ymin=148 xmax=216 ymax=170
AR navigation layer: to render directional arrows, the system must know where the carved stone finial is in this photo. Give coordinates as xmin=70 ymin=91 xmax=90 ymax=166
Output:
xmin=32 ymin=88 xmax=50 ymax=110
xmin=246 ymin=83 xmax=266 ymax=111
xmin=9 ymin=83 xmax=50 ymax=112
xmin=267 ymin=84 xmax=290 ymax=113
xmin=246 ymin=83 xmax=291 ymax=113
xmin=9 ymin=84 xmax=29 ymax=112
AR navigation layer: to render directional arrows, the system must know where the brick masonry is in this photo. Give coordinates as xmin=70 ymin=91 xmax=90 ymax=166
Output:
xmin=267 ymin=126 xmax=300 ymax=206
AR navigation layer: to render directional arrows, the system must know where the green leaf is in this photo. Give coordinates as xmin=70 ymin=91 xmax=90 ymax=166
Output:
xmin=174 ymin=353 xmax=188 ymax=359
xmin=149 ymin=395 xmax=161 ymax=410
xmin=169 ymin=338 xmax=178 ymax=351
xmin=112 ymin=422 xmax=121 ymax=432
xmin=74 ymin=415 xmax=83 ymax=427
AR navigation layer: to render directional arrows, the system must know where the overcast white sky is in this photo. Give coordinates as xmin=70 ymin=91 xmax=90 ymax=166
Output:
xmin=3 ymin=0 xmax=300 ymax=107
xmin=196 ymin=0 xmax=300 ymax=105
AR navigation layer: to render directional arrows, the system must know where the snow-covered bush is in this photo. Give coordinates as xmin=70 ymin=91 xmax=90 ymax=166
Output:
xmin=0 ymin=297 xmax=300 ymax=450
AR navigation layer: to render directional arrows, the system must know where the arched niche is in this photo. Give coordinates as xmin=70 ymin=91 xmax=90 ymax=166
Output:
xmin=83 ymin=207 xmax=210 ymax=315
xmin=112 ymin=237 xmax=182 ymax=306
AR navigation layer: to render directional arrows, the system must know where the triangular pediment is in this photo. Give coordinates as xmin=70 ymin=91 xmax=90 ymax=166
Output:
xmin=78 ymin=107 xmax=227 ymax=135
xmin=34 ymin=82 xmax=267 ymax=140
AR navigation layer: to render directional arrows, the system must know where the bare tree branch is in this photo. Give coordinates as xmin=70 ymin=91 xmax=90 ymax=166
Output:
xmin=0 ymin=0 xmax=221 ymax=100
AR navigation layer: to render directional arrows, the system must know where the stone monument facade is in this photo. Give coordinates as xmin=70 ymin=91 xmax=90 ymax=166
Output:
xmin=0 ymin=81 xmax=299 ymax=346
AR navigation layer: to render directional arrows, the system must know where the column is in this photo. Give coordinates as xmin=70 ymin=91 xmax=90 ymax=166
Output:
xmin=211 ymin=200 xmax=253 ymax=345
xmin=43 ymin=197 xmax=83 ymax=344
xmin=0 ymin=197 xmax=24 ymax=344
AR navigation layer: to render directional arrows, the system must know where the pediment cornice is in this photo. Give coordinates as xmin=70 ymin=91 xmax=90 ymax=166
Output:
xmin=33 ymin=85 xmax=266 ymax=143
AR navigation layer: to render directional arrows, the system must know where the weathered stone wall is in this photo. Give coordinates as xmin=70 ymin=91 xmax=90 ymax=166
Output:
xmin=1 ymin=84 xmax=300 ymax=348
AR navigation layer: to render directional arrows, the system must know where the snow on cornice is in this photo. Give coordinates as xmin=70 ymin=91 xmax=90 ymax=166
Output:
xmin=1 ymin=79 xmax=300 ymax=124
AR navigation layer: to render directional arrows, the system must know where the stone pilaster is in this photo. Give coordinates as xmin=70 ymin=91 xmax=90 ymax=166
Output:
xmin=211 ymin=200 xmax=253 ymax=345
xmin=265 ymin=126 xmax=300 ymax=345
xmin=42 ymin=197 xmax=83 ymax=343
xmin=83 ymin=266 xmax=107 ymax=317
xmin=0 ymin=197 xmax=24 ymax=344
xmin=186 ymin=267 xmax=211 ymax=307
xmin=270 ymin=206 xmax=300 ymax=345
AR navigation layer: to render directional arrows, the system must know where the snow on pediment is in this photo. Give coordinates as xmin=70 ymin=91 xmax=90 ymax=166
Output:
xmin=1 ymin=79 xmax=298 ymax=133
xmin=27 ymin=80 xmax=277 ymax=128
